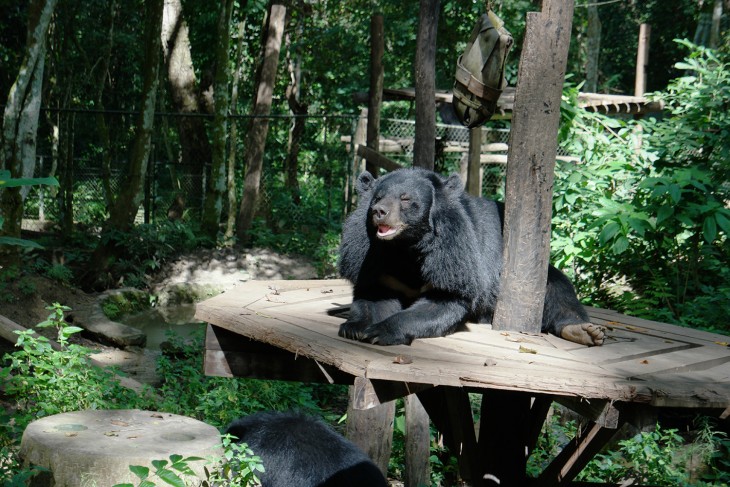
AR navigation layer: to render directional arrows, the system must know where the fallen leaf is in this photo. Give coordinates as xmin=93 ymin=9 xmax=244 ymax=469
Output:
xmin=519 ymin=346 xmax=537 ymax=354
xmin=393 ymin=355 xmax=413 ymax=365
xmin=640 ymin=360 xmax=649 ymax=364
xmin=104 ymin=431 xmax=119 ymax=437
xmin=64 ymin=432 xmax=78 ymax=438
xmin=111 ymin=420 xmax=129 ymax=427
xmin=714 ymin=341 xmax=729 ymax=347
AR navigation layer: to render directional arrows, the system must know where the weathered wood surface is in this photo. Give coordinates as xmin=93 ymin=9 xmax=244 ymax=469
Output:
xmin=196 ymin=279 xmax=730 ymax=411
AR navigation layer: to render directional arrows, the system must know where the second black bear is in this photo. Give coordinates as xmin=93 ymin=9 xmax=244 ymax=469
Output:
xmin=225 ymin=411 xmax=387 ymax=487
xmin=339 ymin=168 xmax=604 ymax=347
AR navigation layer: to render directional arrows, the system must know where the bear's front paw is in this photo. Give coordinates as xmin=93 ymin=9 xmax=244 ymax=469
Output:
xmin=560 ymin=323 xmax=605 ymax=346
xmin=339 ymin=320 xmax=368 ymax=341
xmin=339 ymin=321 xmax=412 ymax=346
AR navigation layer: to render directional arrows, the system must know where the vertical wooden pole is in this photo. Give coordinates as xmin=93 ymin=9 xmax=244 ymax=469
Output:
xmin=366 ymin=13 xmax=384 ymax=176
xmin=405 ymin=394 xmax=430 ymax=487
xmin=634 ymin=23 xmax=650 ymax=97
xmin=413 ymin=0 xmax=440 ymax=170
xmin=466 ymin=126 xmax=482 ymax=196
xmin=345 ymin=381 xmax=394 ymax=477
xmin=492 ymin=0 xmax=574 ymax=334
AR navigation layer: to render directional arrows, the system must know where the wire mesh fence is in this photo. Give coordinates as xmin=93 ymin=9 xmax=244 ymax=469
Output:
xmin=19 ymin=110 xmax=543 ymax=235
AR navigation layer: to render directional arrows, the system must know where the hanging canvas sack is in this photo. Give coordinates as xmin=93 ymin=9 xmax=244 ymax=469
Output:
xmin=453 ymin=11 xmax=513 ymax=128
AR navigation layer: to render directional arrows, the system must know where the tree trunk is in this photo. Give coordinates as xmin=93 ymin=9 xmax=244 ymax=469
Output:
xmin=413 ymin=0 xmax=440 ymax=170
xmin=236 ymin=3 xmax=286 ymax=243
xmin=201 ymin=0 xmax=234 ymax=239
xmin=0 ymin=0 xmax=57 ymax=265
xmin=365 ymin=13 xmax=384 ymax=176
xmin=492 ymin=0 xmax=574 ymax=334
xmin=284 ymin=12 xmax=308 ymax=203
xmin=584 ymin=4 xmax=601 ymax=93
xmin=161 ymin=0 xmax=211 ymax=209
xmin=224 ymin=19 xmax=248 ymax=244
xmin=81 ymin=0 xmax=163 ymax=290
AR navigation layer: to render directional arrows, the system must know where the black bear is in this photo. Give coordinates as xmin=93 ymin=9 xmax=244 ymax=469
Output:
xmin=225 ymin=411 xmax=388 ymax=487
xmin=338 ymin=167 xmax=604 ymax=347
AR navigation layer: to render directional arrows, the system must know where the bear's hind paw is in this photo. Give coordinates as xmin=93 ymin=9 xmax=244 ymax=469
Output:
xmin=560 ymin=323 xmax=605 ymax=347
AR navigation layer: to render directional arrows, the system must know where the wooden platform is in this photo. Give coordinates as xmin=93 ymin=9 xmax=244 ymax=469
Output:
xmin=196 ymin=279 xmax=730 ymax=486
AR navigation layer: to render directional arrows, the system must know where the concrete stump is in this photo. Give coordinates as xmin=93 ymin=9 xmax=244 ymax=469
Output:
xmin=20 ymin=409 xmax=223 ymax=487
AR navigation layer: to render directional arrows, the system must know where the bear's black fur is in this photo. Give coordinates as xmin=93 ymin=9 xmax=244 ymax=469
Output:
xmin=338 ymin=167 xmax=601 ymax=346
xmin=225 ymin=411 xmax=387 ymax=487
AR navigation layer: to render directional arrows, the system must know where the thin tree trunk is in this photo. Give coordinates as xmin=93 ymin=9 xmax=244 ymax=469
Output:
xmin=236 ymin=3 xmax=286 ymax=243
xmin=0 ymin=0 xmax=57 ymax=263
xmin=201 ymin=0 xmax=234 ymax=239
xmin=284 ymin=12 xmax=307 ymax=203
xmin=224 ymin=19 xmax=247 ymax=244
xmin=161 ymin=0 xmax=211 ymax=209
xmin=584 ymin=4 xmax=601 ymax=93
xmin=413 ymin=0 xmax=439 ymax=170
xmin=81 ymin=0 xmax=163 ymax=290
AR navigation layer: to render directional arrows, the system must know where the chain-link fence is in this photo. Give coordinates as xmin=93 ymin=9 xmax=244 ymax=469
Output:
xmin=19 ymin=110 xmax=558 ymax=235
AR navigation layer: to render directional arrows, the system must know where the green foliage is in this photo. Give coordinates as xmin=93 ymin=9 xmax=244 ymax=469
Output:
xmin=102 ymin=291 xmax=151 ymax=321
xmin=113 ymin=436 xmax=265 ymax=487
xmin=203 ymin=434 xmax=265 ymax=487
xmin=579 ymin=424 xmax=686 ymax=485
xmin=0 ymin=304 xmax=151 ymax=429
xmin=553 ymin=42 xmax=730 ymax=333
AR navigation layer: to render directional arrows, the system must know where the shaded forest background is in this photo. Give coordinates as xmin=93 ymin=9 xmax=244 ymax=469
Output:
xmin=0 ymin=0 xmax=728 ymax=333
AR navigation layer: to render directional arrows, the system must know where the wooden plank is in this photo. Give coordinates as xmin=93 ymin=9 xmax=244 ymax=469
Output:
xmin=196 ymin=280 xmax=730 ymax=410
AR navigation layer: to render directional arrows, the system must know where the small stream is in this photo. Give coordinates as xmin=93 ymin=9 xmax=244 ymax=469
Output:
xmin=121 ymin=304 xmax=205 ymax=349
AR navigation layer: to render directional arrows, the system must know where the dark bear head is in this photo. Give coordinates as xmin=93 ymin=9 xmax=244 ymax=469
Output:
xmin=356 ymin=168 xmax=463 ymax=243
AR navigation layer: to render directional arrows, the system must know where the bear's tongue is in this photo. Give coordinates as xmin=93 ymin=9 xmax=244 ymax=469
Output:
xmin=377 ymin=225 xmax=397 ymax=237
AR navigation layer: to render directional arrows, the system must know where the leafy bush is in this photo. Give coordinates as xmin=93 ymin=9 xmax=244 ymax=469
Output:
xmin=553 ymin=41 xmax=730 ymax=333
xmin=579 ymin=424 xmax=686 ymax=485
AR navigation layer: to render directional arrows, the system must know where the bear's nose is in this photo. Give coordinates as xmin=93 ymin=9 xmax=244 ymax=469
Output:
xmin=372 ymin=204 xmax=389 ymax=220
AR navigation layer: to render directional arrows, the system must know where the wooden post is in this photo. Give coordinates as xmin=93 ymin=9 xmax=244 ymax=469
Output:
xmin=345 ymin=379 xmax=395 ymax=477
xmin=413 ymin=0 xmax=440 ymax=170
xmin=634 ymin=23 xmax=650 ymax=97
xmin=492 ymin=0 xmax=574 ymax=335
xmin=366 ymin=13 xmax=384 ymax=176
xmin=404 ymin=395 xmax=430 ymax=487
xmin=466 ymin=126 xmax=482 ymax=196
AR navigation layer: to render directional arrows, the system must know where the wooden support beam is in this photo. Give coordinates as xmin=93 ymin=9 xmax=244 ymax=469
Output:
xmin=418 ymin=387 xmax=482 ymax=485
xmin=533 ymin=420 xmax=624 ymax=487
xmin=346 ymin=383 xmax=395 ymax=477
xmin=356 ymin=144 xmax=404 ymax=173
xmin=413 ymin=0 xmax=440 ymax=169
xmin=466 ymin=126 xmax=482 ymax=196
xmin=555 ymin=397 xmax=621 ymax=429
xmin=492 ymin=0 xmax=574 ymax=334
xmin=405 ymin=394 xmax=431 ymax=487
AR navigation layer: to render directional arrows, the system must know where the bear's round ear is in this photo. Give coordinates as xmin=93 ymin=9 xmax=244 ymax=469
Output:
xmin=357 ymin=171 xmax=375 ymax=195
xmin=444 ymin=173 xmax=464 ymax=196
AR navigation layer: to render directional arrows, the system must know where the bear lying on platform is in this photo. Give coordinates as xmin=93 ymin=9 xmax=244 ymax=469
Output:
xmin=338 ymin=168 xmax=604 ymax=347
xmin=225 ymin=411 xmax=387 ymax=487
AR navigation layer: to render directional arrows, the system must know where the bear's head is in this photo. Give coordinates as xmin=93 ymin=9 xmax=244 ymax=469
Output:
xmin=356 ymin=169 xmax=463 ymax=243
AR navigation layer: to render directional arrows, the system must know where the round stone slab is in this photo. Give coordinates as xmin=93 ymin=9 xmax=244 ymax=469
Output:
xmin=20 ymin=409 xmax=222 ymax=487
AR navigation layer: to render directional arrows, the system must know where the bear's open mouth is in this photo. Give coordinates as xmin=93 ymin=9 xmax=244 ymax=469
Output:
xmin=377 ymin=225 xmax=400 ymax=239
